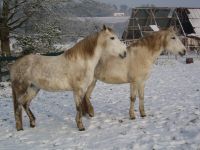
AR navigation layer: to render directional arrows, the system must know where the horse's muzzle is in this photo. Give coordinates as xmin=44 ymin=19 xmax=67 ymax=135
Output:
xmin=179 ymin=49 xmax=186 ymax=56
xmin=119 ymin=51 xmax=127 ymax=59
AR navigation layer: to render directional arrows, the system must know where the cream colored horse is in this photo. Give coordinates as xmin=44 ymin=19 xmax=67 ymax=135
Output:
xmin=82 ymin=27 xmax=186 ymax=119
xmin=10 ymin=25 xmax=127 ymax=131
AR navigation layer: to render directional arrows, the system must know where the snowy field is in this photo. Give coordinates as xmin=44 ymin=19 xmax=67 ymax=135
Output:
xmin=0 ymin=58 xmax=200 ymax=150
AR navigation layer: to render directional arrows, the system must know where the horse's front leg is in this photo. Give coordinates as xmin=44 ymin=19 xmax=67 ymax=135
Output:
xmin=138 ymin=82 xmax=146 ymax=117
xmin=129 ymin=83 xmax=137 ymax=119
xmin=73 ymin=90 xmax=85 ymax=131
xmin=82 ymin=79 xmax=97 ymax=117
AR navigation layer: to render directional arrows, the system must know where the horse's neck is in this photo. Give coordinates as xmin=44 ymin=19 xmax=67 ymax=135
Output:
xmin=84 ymin=47 xmax=103 ymax=70
xmin=144 ymin=36 xmax=165 ymax=63
xmin=134 ymin=44 xmax=163 ymax=67
xmin=95 ymin=47 xmax=103 ymax=62
xmin=100 ymin=52 xmax=113 ymax=63
xmin=63 ymin=45 xmax=103 ymax=66
xmin=151 ymin=48 xmax=163 ymax=62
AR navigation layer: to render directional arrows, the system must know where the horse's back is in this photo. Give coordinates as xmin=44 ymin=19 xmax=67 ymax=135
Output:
xmin=10 ymin=54 xmax=58 ymax=74
xmin=10 ymin=54 xmax=35 ymax=80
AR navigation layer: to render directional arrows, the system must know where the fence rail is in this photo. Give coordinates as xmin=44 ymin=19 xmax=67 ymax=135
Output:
xmin=0 ymin=56 xmax=18 ymax=62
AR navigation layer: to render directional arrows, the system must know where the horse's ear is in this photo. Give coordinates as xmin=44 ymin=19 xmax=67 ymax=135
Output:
xmin=102 ymin=24 xmax=107 ymax=31
xmin=173 ymin=27 xmax=179 ymax=33
xmin=168 ymin=26 xmax=175 ymax=32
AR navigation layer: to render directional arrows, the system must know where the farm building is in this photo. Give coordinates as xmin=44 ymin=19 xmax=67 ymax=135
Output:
xmin=122 ymin=7 xmax=200 ymax=51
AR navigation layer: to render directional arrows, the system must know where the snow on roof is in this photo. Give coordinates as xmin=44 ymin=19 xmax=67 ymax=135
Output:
xmin=188 ymin=9 xmax=200 ymax=37
xmin=188 ymin=9 xmax=200 ymax=18
xmin=149 ymin=25 xmax=159 ymax=31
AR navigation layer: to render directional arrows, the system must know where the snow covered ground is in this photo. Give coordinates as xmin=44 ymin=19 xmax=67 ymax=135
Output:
xmin=0 ymin=58 xmax=200 ymax=150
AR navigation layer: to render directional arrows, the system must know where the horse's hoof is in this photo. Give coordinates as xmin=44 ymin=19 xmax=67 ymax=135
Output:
xmin=30 ymin=124 xmax=35 ymax=128
xmin=130 ymin=116 xmax=136 ymax=120
xmin=88 ymin=110 xmax=94 ymax=117
xmin=141 ymin=114 xmax=146 ymax=118
xmin=79 ymin=127 xmax=85 ymax=131
xmin=89 ymin=113 xmax=94 ymax=117
xmin=17 ymin=128 xmax=23 ymax=131
xmin=30 ymin=121 xmax=36 ymax=128
xmin=16 ymin=124 xmax=23 ymax=131
xmin=88 ymin=106 xmax=94 ymax=117
xmin=129 ymin=113 xmax=136 ymax=120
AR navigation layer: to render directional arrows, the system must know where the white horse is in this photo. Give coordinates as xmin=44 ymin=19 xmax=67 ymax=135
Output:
xmin=10 ymin=25 xmax=127 ymax=131
xmin=82 ymin=27 xmax=186 ymax=120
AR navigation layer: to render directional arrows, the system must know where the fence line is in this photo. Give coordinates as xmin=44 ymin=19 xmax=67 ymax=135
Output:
xmin=1 ymin=47 xmax=200 ymax=81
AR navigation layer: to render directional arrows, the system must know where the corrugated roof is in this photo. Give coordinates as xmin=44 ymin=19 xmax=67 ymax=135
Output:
xmin=188 ymin=9 xmax=200 ymax=37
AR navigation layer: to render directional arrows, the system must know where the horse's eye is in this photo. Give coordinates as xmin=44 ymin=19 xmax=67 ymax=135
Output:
xmin=171 ymin=37 xmax=176 ymax=39
xmin=110 ymin=37 xmax=115 ymax=40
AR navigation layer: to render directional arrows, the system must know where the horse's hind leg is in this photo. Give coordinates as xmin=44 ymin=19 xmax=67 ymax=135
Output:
xmin=23 ymin=104 xmax=36 ymax=127
xmin=13 ymin=90 xmax=23 ymax=131
xmin=15 ymin=104 xmax=23 ymax=131
xmin=73 ymin=90 xmax=85 ymax=131
xmin=129 ymin=83 xmax=137 ymax=120
xmin=138 ymin=82 xmax=146 ymax=117
xmin=12 ymin=81 xmax=28 ymax=131
xmin=22 ymin=85 xmax=39 ymax=128
xmin=82 ymin=79 xmax=97 ymax=117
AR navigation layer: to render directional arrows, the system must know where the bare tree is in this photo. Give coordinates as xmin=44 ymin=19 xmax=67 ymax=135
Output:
xmin=0 ymin=0 xmax=40 ymax=56
xmin=0 ymin=0 xmax=118 ymax=56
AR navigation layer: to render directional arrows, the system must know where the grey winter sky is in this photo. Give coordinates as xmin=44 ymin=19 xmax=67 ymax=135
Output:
xmin=96 ymin=0 xmax=200 ymax=8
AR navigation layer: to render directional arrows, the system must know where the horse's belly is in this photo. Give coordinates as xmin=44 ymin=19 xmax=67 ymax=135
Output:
xmin=96 ymin=71 xmax=128 ymax=84
xmin=95 ymin=58 xmax=129 ymax=84
xmin=34 ymin=78 xmax=72 ymax=92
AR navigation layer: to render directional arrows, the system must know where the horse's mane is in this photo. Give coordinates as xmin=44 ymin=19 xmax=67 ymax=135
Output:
xmin=128 ymin=30 xmax=169 ymax=52
xmin=64 ymin=32 xmax=99 ymax=59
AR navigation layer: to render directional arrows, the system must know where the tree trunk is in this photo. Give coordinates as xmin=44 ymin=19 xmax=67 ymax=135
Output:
xmin=0 ymin=0 xmax=11 ymax=56
xmin=0 ymin=27 xmax=11 ymax=56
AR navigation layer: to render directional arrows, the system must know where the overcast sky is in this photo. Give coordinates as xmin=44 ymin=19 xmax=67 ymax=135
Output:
xmin=97 ymin=0 xmax=200 ymax=8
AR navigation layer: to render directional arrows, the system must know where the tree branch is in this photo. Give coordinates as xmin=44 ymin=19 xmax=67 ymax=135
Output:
xmin=10 ymin=17 xmax=29 ymax=31
xmin=9 ymin=0 xmax=27 ymax=11
xmin=8 ymin=17 xmax=24 ymax=26
xmin=7 ymin=11 xmax=17 ymax=21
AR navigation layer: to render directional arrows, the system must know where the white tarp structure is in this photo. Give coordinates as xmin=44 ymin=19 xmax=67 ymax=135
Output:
xmin=188 ymin=9 xmax=200 ymax=38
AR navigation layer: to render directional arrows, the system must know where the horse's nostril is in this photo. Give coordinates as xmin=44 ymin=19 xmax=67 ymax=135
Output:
xmin=179 ymin=49 xmax=186 ymax=56
xmin=119 ymin=51 xmax=127 ymax=59
xmin=181 ymin=49 xmax=186 ymax=56
xmin=183 ymin=50 xmax=186 ymax=55
xmin=124 ymin=51 xmax=127 ymax=57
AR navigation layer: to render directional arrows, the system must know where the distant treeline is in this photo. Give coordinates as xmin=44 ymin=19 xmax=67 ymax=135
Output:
xmin=48 ymin=0 xmax=118 ymax=17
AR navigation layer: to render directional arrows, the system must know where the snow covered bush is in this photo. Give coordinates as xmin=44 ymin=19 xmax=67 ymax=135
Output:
xmin=16 ymin=23 xmax=61 ymax=54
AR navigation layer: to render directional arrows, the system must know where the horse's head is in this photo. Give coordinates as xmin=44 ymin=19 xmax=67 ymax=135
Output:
xmin=164 ymin=27 xmax=186 ymax=56
xmin=99 ymin=25 xmax=127 ymax=59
